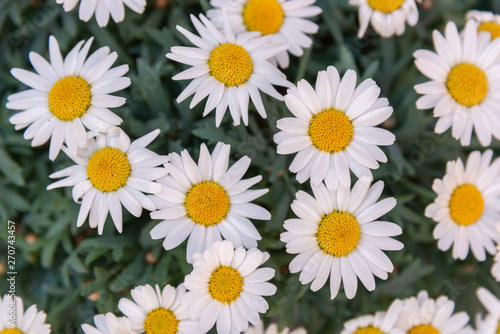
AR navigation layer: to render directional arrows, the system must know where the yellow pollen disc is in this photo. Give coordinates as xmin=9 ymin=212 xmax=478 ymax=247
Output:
xmin=87 ymin=147 xmax=131 ymax=193
xmin=242 ymin=0 xmax=285 ymax=35
xmin=144 ymin=307 xmax=179 ymax=334
xmin=316 ymin=210 xmax=361 ymax=257
xmin=0 ymin=329 xmax=23 ymax=334
xmin=184 ymin=180 xmax=231 ymax=226
xmin=367 ymin=0 xmax=404 ymax=13
xmin=308 ymin=108 xmax=354 ymax=154
xmin=448 ymin=184 xmax=484 ymax=226
xmin=478 ymin=22 xmax=500 ymax=40
xmin=353 ymin=327 xmax=384 ymax=334
xmin=208 ymin=43 xmax=253 ymax=87
xmin=496 ymin=321 xmax=500 ymax=334
xmin=408 ymin=324 xmax=440 ymax=334
xmin=208 ymin=265 xmax=244 ymax=304
xmin=446 ymin=63 xmax=488 ymax=107
xmin=48 ymin=75 xmax=91 ymax=121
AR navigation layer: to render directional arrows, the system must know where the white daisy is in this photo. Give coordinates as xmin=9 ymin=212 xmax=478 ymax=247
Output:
xmin=414 ymin=20 xmax=500 ymax=147
xmin=0 ymin=294 xmax=50 ymax=334
xmin=182 ymin=240 xmax=277 ymax=334
xmin=166 ymin=13 xmax=292 ymax=127
xmin=273 ymin=66 xmax=395 ymax=190
xmin=475 ymin=287 xmax=500 ymax=334
xmin=149 ymin=142 xmax=270 ymax=263
xmin=7 ymin=35 xmax=130 ymax=160
xmin=206 ymin=0 xmax=322 ymax=69
xmin=82 ymin=313 xmax=137 ymax=334
xmin=340 ymin=299 xmax=402 ymax=334
xmin=56 ymin=0 xmax=146 ymax=27
xmin=47 ymin=127 xmax=168 ymax=234
xmin=393 ymin=291 xmax=472 ymax=334
xmin=245 ymin=322 xmax=306 ymax=334
xmin=348 ymin=0 xmax=419 ymax=38
xmin=466 ymin=10 xmax=500 ymax=41
xmin=118 ymin=284 xmax=201 ymax=334
xmin=424 ymin=150 xmax=500 ymax=261
xmin=280 ymin=176 xmax=403 ymax=300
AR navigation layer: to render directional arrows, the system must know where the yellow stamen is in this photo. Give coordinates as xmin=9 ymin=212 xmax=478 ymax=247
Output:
xmin=448 ymin=184 xmax=484 ymax=226
xmin=242 ymin=0 xmax=285 ymax=35
xmin=87 ymin=147 xmax=131 ymax=193
xmin=308 ymin=108 xmax=354 ymax=154
xmin=478 ymin=21 xmax=500 ymax=40
xmin=48 ymin=76 xmax=91 ymax=121
xmin=208 ymin=43 xmax=253 ymax=87
xmin=446 ymin=63 xmax=488 ymax=107
xmin=496 ymin=321 xmax=500 ymax=334
xmin=184 ymin=181 xmax=231 ymax=226
xmin=316 ymin=210 xmax=361 ymax=257
xmin=408 ymin=324 xmax=440 ymax=334
xmin=208 ymin=265 xmax=244 ymax=304
xmin=144 ymin=307 xmax=179 ymax=334
xmin=367 ymin=0 xmax=405 ymax=13
xmin=354 ymin=327 xmax=384 ymax=334
xmin=0 ymin=329 xmax=23 ymax=334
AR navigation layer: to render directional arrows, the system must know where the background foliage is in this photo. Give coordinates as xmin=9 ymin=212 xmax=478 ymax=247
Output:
xmin=1 ymin=0 xmax=500 ymax=332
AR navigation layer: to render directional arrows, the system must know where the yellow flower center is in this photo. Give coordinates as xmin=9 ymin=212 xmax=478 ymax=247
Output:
xmin=316 ymin=210 xmax=361 ymax=257
xmin=208 ymin=265 xmax=244 ymax=304
xmin=0 ymin=329 xmax=23 ymax=334
xmin=87 ymin=147 xmax=131 ymax=193
xmin=208 ymin=43 xmax=253 ymax=87
xmin=448 ymin=184 xmax=484 ymax=226
xmin=242 ymin=0 xmax=285 ymax=35
xmin=144 ymin=307 xmax=179 ymax=334
xmin=308 ymin=108 xmax=354 ymax=154
xmin=367 ymin=0 xmax=405 ymax=13
xmin=497 ymin=321 xmax=500 ymax=334
xmin=48 ymin=76 xmax=91 ymax=121
xmin=446 ymin=63 xmax=488 ymax=107
xmin=478 ymin=21 xmax=500 ymax=40
xmin=408 ymin=325 xmax=440 ymax=334
xmin=354 ymin=327 xmax=384 ymax=334
xmin=184 ymin=181 xmax=231 ymax=226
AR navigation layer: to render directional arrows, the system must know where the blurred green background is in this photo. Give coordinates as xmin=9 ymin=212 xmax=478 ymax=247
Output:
xmin=0 ymin=0 xmax=500 ymax=332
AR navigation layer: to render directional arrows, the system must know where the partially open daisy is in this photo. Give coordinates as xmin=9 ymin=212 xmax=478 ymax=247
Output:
xmin=7 ymin=35 xmax=130 ymax=160
xmin=280 ymin=176 xmax=403 ymax=300
xmin=0 ymin=294 xmax=51 ymax=334
xmin=466 ymin=10 xmax=500 ymax=40
xmin=56 ymin=0 xmax=146 ymax=27
xmin=425 ymin=150 xmax=500 ymax=261
xmin=475 ymin=287 xmax=500 ymax=334
xmin=340 ymin=299 xmax=402 ymax=334
xmin=47 ymin=128 xmax=168 ymax=234
xmin=182 ymin=240 xmax=277 ymax=334
xmin=206 ymin=0 xmax=322 ymax=69
xmin=149 ymin=142 xmax=270 ymax=263
xmin=274 ymin=66 xmax=395 ymax=190
xmin=348 ymin=0 xmax=419 ymax=38
xmin=245 ymin=322 xmax=306 ymax=334
xmin=82 ymin=313 xmax=137 ymax=334
xmin=414 ymin=20 xmax=500 ymax=146
xmin=118 ymin=284 xmax=201 ymax=334
xmin=166 ymin=14 xmax=291 ymax=127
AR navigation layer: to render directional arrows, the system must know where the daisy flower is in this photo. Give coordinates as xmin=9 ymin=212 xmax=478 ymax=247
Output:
xmin=0 ymin=294 xmax=50 ymax=334
xmin=340 ymin=299 xmax=402 ymax=334
xmin=424 ymin=150 xmax=500 ymax=261
xmin=348 ymin=0 xmax=419 ymax=38
xmin=274 ymin=66 xmax=395 ymax=190
xmin=47 ymin=127 xmax=168 ymax=234
xmin=245 ymin=322 xmax=306 ymax=334
xmin=393 ymin=291 xmax=472 ymax=334
xmin=206 ymin=0 xmax=322 ymax=69
xmin=82 ymin=313 xmax=137 ymax=334
xmin=182 ymin=240 xmax=277 ymax=334
xmin=166 ymin=14 xmax=292 ymax=127
xmin=475 ymin=287 xmax=500 ymax=334
xmin=414 ymin=20 xmax=500 ymax=146
xmin=149 ymin=142 xmax=270 ymax=263
xmin=118 ymin=284 xmax=201 ymax=334
xmin=56 ymin=0 xmax=146 ymax=27
xmin=466 ymin=10 xmax=500 ymax=40
xmin=280 ymin=176 xmax=403 ymax=300
xmin=7 ymin=35 xmax=130 ymax=160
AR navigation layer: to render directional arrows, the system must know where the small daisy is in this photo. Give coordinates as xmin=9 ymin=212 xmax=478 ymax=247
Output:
xmin=56 ymin=0 xmax=146 ymax=27
xmin=118 ymin=284 xmax=201 ymax=334
xmin=393 ymin=291 xmax=472 ymax=334
xmin=182 ymin=240 xmax=277 ymax=334
xmin=0 ymin=294 xmax=51 ymax=334
xmin=47 ymin=127 xmax=168 ymax=234
xmin=475 ymin=287 xmax=500 ymax=334
xmin=425 ymin=150 xmax=500 ymax=261
xmin=274 ymin=66 xmax=395 ymax=190
xmin=414 ymin=20 xmax=500 ymax=146
xmin=166 ymin=13 xmax=292 ymax=127
xmin=206 ymin=0 xmax=322 ymax=69
xmin=245 ymin=322 xmax=306 ymax=334
xmin=466 ymin=10 xmax=500 ymax=40
xmin=340 ymin=299 xmax=403 ymax=334
xmin=280 ymin=176 xmax=403 ymax=300
xmin=7 ymin=35 xmax=130 ymax=160
xmin=82 ymin=313 xmax=137 ymax=334
xmin=348 ymin=0 xmax=419 ymax=38
xmin=149 ymin=142 xmax=270 ymax=263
